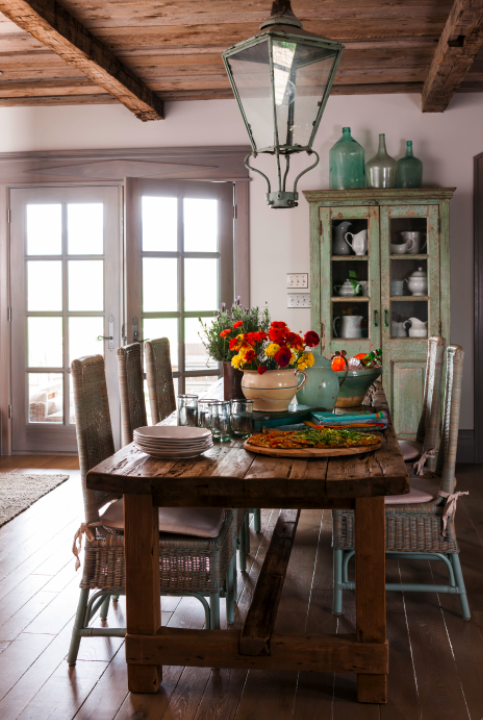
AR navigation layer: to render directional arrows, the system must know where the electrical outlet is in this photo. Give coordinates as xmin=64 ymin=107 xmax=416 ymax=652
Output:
xmin=287 ymin=293 xmax=311 ymax=308
xmin=286 ymin=273 xmax=308 ymax=289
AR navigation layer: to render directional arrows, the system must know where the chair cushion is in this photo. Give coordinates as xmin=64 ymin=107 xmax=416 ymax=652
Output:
xmin=398 ymin=439 xmax=423 ymax=462
xmin=385 ymin=486 xmax=434 ymax=505
xmin=99 ymin=499 xmax=225 ymax=538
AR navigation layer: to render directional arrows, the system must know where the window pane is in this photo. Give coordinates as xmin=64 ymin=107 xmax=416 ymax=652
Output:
xmin=184 ymin=198 xmax=218 ymax=252
xmin=69 ymin=317 xmax=104 ymax=364
xmin=143 ymin=318 xmax=178 ymax=371
xmin=142 ymin=196 xmax=177 ymax=251
xmin=185 ymin=375 xmax=219 ymax=397
xmin=68 ymin=203 xmax=103 ymax=255
xmin=28 ymin=317 xmax=63 ymax=368
xmin=185 ymin=317 xmax=218 ymax=370
xmin=27 ymin=261 xmax=62 ymax=311
xmin=143 ymin=258 xmax=178 ymax=312
xmin=68 ymin=260 xmax=104 ymax=311
xmin=26 ymin=204 xmax=62 ymax=255
xmin=184 ymin=258 xmax=218 ymax=311
xmin=28 ymin=373 xmax=63 ymax=424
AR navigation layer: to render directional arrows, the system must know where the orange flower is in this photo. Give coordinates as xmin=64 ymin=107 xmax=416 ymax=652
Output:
xmin=233 ymin=320 xmax=244 ymax=329
xmin=220 ymin=329 xmax=231 ymax=338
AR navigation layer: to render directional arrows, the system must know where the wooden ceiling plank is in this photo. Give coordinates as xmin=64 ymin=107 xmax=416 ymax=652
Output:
xmin=422 ymin=0 xmax=483 ymax=111
xmin=0 ymin=0 xmax=164 ymax=120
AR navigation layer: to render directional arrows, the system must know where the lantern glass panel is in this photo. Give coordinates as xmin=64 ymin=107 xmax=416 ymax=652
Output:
xmin=226 ymin=40 xmax=274 ymax=151
xmin=273 ymin=39 xmax=337 ymax=149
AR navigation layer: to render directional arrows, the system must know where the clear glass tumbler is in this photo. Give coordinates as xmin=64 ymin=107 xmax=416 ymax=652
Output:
xmin=177 ymin=394 xmax=198 ymax=427
xmin=210 ymin=400 xmax=231 ymax=442
xmin=230 ymin=399 xmax=254 ymax=438
xmin=198 ymin=399 xmax=216 ymax=430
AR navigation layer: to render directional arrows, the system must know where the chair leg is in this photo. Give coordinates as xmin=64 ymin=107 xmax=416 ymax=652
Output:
xmin=210 ymin=592 xmax=221 ymax=629
xmin=100 ymin=593 xmax=110 ymax=621
xmin=112 ymin=595 xmax=119 ymax=603
xmin=238 ymin=517 xmax=248 ymax=573
xmin=450 ymin=553 xmax=471 ymax=620
xmin=67 ymin=588 xmax=89 ymax=666
xmin=333 ymin=548 xmax=344 ymax=616
xmin=226 ymin=554 xmax=236 ymax=624
xmin=253 ymin=508 xmax=261 ymax=533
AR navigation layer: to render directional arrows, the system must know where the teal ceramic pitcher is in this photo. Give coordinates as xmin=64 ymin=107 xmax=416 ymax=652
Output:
xmin=296 ymin=353 xmax=339 ymax=410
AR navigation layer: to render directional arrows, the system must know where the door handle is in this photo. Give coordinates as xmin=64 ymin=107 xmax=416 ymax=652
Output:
xmin=384 ymin=309 xmax=389 ymax=328
xmin=373 ymin=310 xmax=379 ymax=327
xmin=98 ymin=314 xmax=115 ymax=351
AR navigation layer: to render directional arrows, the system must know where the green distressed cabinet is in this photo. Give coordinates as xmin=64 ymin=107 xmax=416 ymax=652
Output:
xmin=303 ymin=188 xmax=454 ymax=440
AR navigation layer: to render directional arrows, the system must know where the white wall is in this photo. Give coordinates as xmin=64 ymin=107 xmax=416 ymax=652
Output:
xmin=1 ymin=92 xmax=480 ymax=427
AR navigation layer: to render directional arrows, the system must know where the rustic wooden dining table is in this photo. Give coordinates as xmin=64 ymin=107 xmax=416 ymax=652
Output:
xmin=86 ymin=386 xmax=408 ymax=705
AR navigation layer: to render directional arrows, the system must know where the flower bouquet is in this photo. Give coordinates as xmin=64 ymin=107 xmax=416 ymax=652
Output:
xmin=228 ymin=321 xmax=320 ymax=412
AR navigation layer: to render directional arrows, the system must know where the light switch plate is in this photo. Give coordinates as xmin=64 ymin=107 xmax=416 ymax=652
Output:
xmin=287 ymin=293 xmax=311 ymax=308
xmin=286 ymin=273 xmax=308 ymax=289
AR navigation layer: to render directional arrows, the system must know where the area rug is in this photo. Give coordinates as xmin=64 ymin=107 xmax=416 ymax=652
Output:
xmin=0 ymin=473 xmax=69 ymax=527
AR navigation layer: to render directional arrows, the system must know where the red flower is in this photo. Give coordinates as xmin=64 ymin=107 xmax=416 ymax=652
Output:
xmin=268 ymin=327 xmax=288 ymax=345
xmin=244 ymin=349 xmax=256 ymax=363
xmin=271 ymin=321 xmax=287 ymax=329
xmin=229 ymin=338 xmax=239 ymax=351
xmin=304 ymin=330 xmax=320 ymax=348
xmin=257 ymin=365 xmax=268 ymax=375
xmin=220 ymin=329 xmax=231 ymax=338
xmin=255 ymin=331 xmax=267 ymax=342
xmin=233 ymin=320 xmax=244 ymax=329
xmin=286 ymin=332 xmax=304 ymax=348
xmin=274 ymin=346 xmax=292 ymax=367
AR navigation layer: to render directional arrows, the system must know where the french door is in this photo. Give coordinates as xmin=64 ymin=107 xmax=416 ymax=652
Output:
xmin=10 ymin=186 xmax=122 ymax=452
xmin=125 ymin=179 xmax=234 ymax=397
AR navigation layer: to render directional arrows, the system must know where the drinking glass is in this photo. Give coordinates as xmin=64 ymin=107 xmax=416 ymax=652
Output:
xmin=210 ymin=401 xmax=231 ymax=442
xmin=230 ymin=399 xmax=254 ymax=438
xmin=177 ymin=394 xmax=198 ymax=427
xmin=198 ymin=399 xmax=216 ymax=429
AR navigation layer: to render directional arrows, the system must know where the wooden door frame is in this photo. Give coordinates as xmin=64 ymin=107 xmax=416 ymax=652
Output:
xmin=474 ymin=153 xmax=483 ymax=463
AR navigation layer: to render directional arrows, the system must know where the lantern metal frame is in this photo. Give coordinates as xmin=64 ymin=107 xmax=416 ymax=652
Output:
xmin=222 ymin=2 xmax=344 ymax=208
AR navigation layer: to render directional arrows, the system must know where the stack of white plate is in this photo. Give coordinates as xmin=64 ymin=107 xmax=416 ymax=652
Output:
xmin=133 ymin=426 xmax=213 ymax=459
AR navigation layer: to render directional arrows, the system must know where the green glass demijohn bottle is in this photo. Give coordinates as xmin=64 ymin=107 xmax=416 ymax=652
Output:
xmin=365 ymin=133 xmax=398 ymax=189
xmin=329 ymin=127 xmax=365 ymax=189
xmin=397 ymin=141 xmax=423 ymax=188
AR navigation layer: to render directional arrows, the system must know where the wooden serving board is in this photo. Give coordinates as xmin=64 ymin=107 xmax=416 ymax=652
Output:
xmin=243 ymin=438 xmax=382 ymax=458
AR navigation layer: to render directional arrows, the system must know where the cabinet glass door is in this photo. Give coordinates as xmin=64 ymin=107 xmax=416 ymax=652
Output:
xmin=380 ymin=204 xmax=440 ymax=437
xmin=319 ymin=205 xmax=381 ymax=358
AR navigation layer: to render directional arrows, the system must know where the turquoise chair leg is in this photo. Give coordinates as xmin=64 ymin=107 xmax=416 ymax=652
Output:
xmin=333 ymin=548 xmax=344 ymax=616
xmin=100 ymin=593 xmax=110 ymax=621
xmin=226 ymin=555 xmax=236 ymax=624
xmin=67 ymin=588 xmax=89 ymax=666
xmin=210 ymin=592 xmax=221 ymax=629
xmin=253 ymin=509 xmax=261 ymax=533
xmin=450 ymin=553 xmax=471 ymax=620
xmin=238 ymin=517 xmax=248 ymax=572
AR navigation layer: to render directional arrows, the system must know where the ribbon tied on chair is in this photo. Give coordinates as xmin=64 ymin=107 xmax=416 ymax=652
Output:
xmin=72 ymin=522 xmax=100 ymax=571
xmin=437 ymin=490 xmax=469 ymax=538
xmin=412 ymin=447 xmax=438 ymax=477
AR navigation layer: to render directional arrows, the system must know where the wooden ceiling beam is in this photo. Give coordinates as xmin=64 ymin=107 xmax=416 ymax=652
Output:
xmin=422 ymin=0 xmax=483 ymax=111
xmin=0 ymin=0 xmax=164 ymax=120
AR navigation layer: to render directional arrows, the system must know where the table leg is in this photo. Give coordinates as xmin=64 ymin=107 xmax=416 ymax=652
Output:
xmin=355 ymin=496 xmax=387 ymax=704
xmin=124 ymin=494 xmax=162 ymax=693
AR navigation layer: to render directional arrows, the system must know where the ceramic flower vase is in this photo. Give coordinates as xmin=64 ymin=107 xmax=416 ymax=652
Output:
xmin=241 ymin=368 xmax=308 ymax=412
xmin=223 ymin=362 xmax=244 ymax=401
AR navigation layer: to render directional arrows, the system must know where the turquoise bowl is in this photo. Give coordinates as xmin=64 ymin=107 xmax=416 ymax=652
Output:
xmin=334 ymin=367 xmax=382 ymax=407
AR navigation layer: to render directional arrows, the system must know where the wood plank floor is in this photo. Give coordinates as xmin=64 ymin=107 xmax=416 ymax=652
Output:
xmin=0 ymin=455 xmax=482 ymax=719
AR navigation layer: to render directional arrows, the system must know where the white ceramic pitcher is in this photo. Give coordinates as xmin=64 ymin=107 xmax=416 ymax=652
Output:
xmin=333 ymin=315 xmax=364 ymax=339
xmin=344 ymin=229 xmax=368 ymax=256
xmin=404 ymin=317 xmax=428 ymax=338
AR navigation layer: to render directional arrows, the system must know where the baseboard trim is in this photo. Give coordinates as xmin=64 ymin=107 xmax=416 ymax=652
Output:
xmin=457 ymin=429 xmax=475 ymax=463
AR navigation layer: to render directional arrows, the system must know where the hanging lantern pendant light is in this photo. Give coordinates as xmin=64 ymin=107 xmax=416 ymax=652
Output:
xmin=223 ymin=0 xmax=344 ymax=208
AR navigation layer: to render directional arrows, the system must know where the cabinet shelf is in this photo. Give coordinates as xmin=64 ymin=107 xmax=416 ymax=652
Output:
xmin=391 ymin=296 xmax=429 ymax=301
xmin=331 ymin=296 xmax=369 ymax=302
xmin=332 ymin=256 xmax=369 ymax=261
xmin=390 ymin=254 xmax=427 ymax=260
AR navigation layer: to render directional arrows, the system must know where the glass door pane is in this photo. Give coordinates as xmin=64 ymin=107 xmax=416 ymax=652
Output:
xmin=10 ymin=186 xmax=122 ymax=453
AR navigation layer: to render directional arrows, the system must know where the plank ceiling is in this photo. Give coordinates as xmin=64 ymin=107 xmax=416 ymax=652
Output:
xmin=0 ymin=0 xmax=481 ymax=110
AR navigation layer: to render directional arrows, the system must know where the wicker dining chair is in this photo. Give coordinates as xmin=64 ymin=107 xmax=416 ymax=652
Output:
xmin=398 ymin=335 xmax=445 ymax=466
xmin=68 ymin=354 xmax=237 ymax=666
xmin=332 ymin=344 xmax=470 ymax=620
xmin=144 ymin=337 xmax=252 ymax=568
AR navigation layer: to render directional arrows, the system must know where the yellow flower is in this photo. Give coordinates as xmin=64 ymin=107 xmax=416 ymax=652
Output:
xmin=297 ymin=353 xmax=314 ymax=371
xmin=305 ymin=352 xmax=315 ymax=367
xmin=290 ymin=353 xmax=297 ymax=365
xmin=231 ymin=353 xmax=244 ymax=369
xmin=265 ymin=343 xmax=280 ymax=358
xmin=298 ymin=362 xmax=308 ymax=371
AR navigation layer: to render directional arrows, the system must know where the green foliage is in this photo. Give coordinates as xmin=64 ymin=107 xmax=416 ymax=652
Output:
xmin=199 ymin=300 xmax=271 ymax=363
